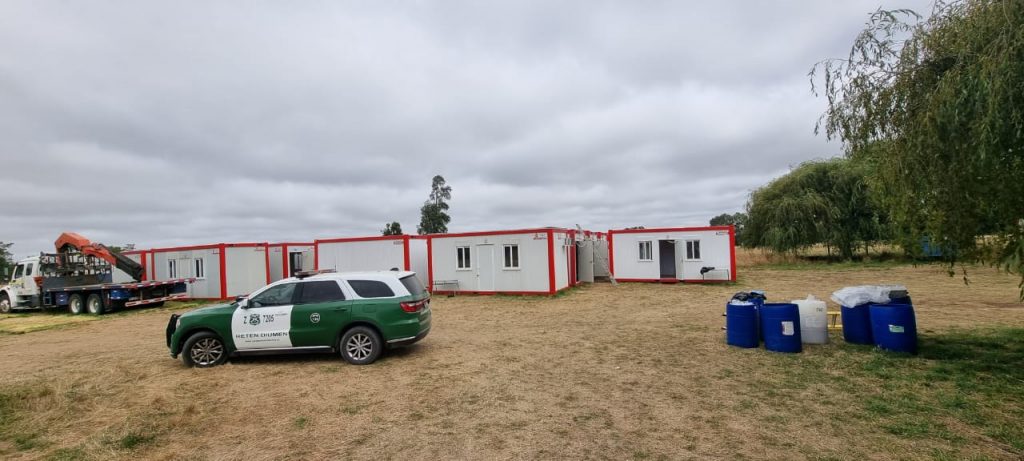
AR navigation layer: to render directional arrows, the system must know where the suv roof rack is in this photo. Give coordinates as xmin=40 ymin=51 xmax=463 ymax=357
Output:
xmin=295 ymin=269 xmax=336 ymax=279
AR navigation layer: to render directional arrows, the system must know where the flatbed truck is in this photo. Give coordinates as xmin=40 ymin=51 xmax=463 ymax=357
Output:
xmin=0 ymin=232 xmax=192 ymax=315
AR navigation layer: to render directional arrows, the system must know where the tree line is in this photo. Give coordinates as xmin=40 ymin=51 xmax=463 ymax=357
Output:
xmin=382 ymin=175 xmax=452 ymax=236
xmin=719 ymin=0 xmax=1022 ymax=294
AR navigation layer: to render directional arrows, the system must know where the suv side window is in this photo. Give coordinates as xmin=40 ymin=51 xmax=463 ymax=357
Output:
xmin=347 ymin=280 xmax=395 ymax=298
xmin=297 ymin=281 xmax=345 ymax=304
xmin=250 ymin=283 xmax=298 ymax=307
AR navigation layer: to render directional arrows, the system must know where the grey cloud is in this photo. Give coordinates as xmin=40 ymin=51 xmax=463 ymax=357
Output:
xmin=0 ymin=0 xmax=933 ymax=259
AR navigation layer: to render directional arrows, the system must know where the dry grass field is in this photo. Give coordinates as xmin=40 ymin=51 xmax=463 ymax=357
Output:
xmin=1 ymin=262 xmax=1023 ymax=460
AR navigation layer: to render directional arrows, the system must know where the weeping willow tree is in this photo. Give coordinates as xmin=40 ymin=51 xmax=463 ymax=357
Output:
xmin=811 ymin=0 xmax=1024 ymax=295
xmin=745 ymin=158 xmax=885 ymax=259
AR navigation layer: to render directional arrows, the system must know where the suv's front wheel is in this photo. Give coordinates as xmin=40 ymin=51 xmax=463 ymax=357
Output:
xmin=182 ymin=332 xmax=228 ymax=368
xmin=340 ymin=326 xmax=382 ymax=365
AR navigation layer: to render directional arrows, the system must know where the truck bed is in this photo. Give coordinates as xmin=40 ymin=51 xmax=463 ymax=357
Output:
xmin=42 ymin=278 xmax=194 ymax=293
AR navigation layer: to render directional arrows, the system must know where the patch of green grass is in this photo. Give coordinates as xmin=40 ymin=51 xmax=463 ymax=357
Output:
xmin=773 ymin=327 xmax=1024 ymax=454
xmin=293 ymin=416 xmax=308 ymax=429
xmin=46 ymin=447 xmax=88 ymax=461
xmin=114 ymin=432 xmax=156 ymax=450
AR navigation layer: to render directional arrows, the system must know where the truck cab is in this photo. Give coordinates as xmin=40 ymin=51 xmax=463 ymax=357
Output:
xmin=0 ymin=256 xmax=42 ymax=313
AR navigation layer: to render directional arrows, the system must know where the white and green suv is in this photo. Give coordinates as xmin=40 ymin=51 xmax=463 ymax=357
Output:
xmin=166 ymin=271 xmax=431 ymax=367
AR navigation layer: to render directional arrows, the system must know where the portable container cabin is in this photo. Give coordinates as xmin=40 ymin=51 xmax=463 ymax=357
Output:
xmin=427 ymin=227 xmax=576 ymax=295
xmin=608 ymin=226 xmax=735 ymax=283
xmin=150 ymin=243 xmax=270 ymax=299
xmin=314 ymin=235 xmax=429 ymax=286
xmin=268 ymin=243 xmax=314 ymax=281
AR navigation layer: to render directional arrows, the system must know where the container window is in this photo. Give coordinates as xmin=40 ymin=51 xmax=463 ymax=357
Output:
xmin=168 ymin=260 xmax=177 ymax=278
xmin=348 ymin=280 xmax=396 ymax=298
xmin=638 ymin=241 xmax=653 ymax=261
xmin=194 ymin=258 xmax=205 ymax=279
xmin=503 ymin=244 xmax=520 ymax=269
xmin=686 ymin=240 xmax=701 ymax=260
xmin=456 ymin=246 xmax=471 ymax=270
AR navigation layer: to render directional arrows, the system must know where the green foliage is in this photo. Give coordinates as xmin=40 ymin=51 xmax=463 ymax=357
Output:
xmin=417 ymin=175 xmax=452 ymax=235
xmin=745 ymin=158 xmax=885 ymax=258
xmin=812 ymin=1 xmax=1024 ymax=295
xmin=0 ymin=242 xmax=12 ymax=278
xmin=381 ymin=222 xmax=403 ymax=236
xmin=709 ymin=213 xmax=747 ymax=245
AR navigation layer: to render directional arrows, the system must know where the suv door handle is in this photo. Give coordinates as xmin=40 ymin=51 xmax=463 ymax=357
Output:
xmin=334 ymin=307 xmax=348 ymax=312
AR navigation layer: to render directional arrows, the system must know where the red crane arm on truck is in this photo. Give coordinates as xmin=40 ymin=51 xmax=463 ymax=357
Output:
xmin=54 ymin=232 xmax=146 ymax=282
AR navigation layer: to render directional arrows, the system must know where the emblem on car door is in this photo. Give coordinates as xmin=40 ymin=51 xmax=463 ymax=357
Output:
xmin=310 ymin=313 xmax=320 ymax=324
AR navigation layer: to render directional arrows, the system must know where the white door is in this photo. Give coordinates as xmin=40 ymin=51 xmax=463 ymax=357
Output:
xmin=231 ymin=283 xmax=296 ymax=350
xmin=476 ymin=244 xmax=495 ymax=291
xmin=578 ymin=241 xmax=595 ymax=283
xmin=675 ymin=239 xmax=686 ymax=280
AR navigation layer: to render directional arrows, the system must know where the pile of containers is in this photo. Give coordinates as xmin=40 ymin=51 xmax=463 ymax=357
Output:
xmin=832 ymin=285 xmax=918 ymax=354
xmin=724 ymin=285 xmax=916 ymax=354
xmin=725 ymin=291 xmax=821 ymax=353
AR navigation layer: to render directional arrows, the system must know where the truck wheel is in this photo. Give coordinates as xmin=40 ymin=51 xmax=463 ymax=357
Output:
xmin=182 ymin=332 xmax=228 ymax=368
xmin=86 ymin=294 xmax=105 ymax=315
xmin=68 ymin=294 xmax=85 ymax=315
xmin=340 ymin=326 xmax=383 ymax=365
xmin=0 ymin=295 xmax=10 ymax=314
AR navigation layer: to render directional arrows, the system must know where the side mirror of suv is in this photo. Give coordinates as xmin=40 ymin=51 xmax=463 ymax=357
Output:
xmin=237 ymin=298 xmax=249 ymax=309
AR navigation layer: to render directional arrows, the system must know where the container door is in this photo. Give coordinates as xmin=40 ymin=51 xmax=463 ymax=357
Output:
xmin=674 ymin=239 xmax=686 ymax=280
xmin=289 ymin=252 xmax=303 ymax=277
xmin=577 ymin=241 xmax=595 ymax=283
xmin=476 ymin=244 xmax=495 ymax=291
xmin=658 ymin=240 xmax=677 ymax=278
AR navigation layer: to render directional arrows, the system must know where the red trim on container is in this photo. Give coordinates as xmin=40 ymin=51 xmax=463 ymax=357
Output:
xmin=547 ymin=229 xmax=556 ymax=295
xmin=426 ymin=237 xmax=434 ymax=292
xmin=608 ymin=230 xmax=616 ymax=275
xmin=729 ymin=224 xmax=737 ymax=282
xmin=403 ymin=235 xmax=411 ymax=270
xmin=314 ymin=243 xmax=319 ymax=270
xmin=264 ymin=244 xmax=271 ymax=285
xmin=218 ymin=244 xmax=227 ymax=299
xmin=267 ymin=242 xmax=313 ymax=247
xmin=150 ymin=242 xmax=266 ymax=253
xmin=608 ymin=225 xmax=732 ymax=235
xmin=315 ymin=235 xmax=406 ymax=244
xmin=614 ymin=278 xmax=733 ymax=284
xmin=281 ymin=244 xmax=289 ymax=280
xmin=140 ymin=252 xmax=148 ymax=281
xmin=429 ymin=289 xmax=564 ymax=296
xmin=428 ymin=227 xmax=571 ymax=239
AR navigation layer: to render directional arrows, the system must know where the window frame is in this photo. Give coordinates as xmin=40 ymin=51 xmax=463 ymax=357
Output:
xmin=638 ymin=241 xmax=653 ymax=262
xmin=456 ymin=246 xmax=472 ymax=271
xmin=194 ymin=258 xmax=205 ymax=279
xmin=685 ymin=240 xmax=702 ymax=261
xmin=502 ymin=244 xmax=520 ymax=270
xmin=346 ymin=279 xmax=397 ymax=299
xmin=250 ymin=282 xmax=299 ymax=308
xmin=295 ymin=280 xmax=346 ymax=305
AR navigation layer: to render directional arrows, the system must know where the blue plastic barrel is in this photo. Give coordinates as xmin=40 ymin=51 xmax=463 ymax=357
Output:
xmin=869 ymin=303 xmax=918 ymax=354
xmin=760 ymin=303 xmax=802 ymax=353
xmin=725 ymin=301 xmax=759 ymax=348
xmin=841 ymin=304 xmax=874 ymax=344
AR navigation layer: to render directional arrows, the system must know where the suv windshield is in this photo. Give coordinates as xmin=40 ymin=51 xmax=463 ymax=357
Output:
xmin=400 ymin=275 xmax=426 ymax=296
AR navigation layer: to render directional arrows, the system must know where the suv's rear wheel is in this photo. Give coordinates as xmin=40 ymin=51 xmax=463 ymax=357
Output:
xmin=182 ymin=332 xmax=227 ymax=368
xmin=86 ymin=294 xmax=105 ymax=315
xmin=68 ymin=294 xmax=85 ymax=315
xmin=340 ymin=326 xmax=382 ymax=365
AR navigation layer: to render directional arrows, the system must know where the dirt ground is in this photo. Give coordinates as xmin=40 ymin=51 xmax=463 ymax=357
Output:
xmin=1 ymin=263 xmax=1022 ymax=460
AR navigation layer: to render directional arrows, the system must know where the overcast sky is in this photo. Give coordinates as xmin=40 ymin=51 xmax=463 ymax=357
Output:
xmin=0 ymin=1 xmax=933 ymax=258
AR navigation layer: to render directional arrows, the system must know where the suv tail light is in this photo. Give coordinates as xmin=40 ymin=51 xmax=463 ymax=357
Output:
xmin=400 ymin=298 xmax=429 ymax=313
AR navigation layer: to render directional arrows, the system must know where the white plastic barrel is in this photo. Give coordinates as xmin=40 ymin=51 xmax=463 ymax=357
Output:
xmin=792 ymin=295 xmax=829 ymax=344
